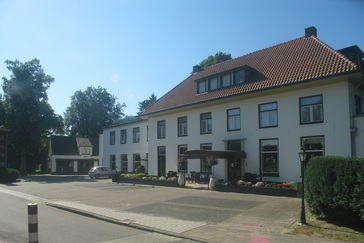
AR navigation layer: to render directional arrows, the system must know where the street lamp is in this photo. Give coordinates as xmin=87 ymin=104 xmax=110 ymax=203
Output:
xmin=298 ymin=148 xmax=307 ymax=225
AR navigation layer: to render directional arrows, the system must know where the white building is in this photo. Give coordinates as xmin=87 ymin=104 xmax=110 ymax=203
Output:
xmin=101 ymin=27 xmax=364 ymax=183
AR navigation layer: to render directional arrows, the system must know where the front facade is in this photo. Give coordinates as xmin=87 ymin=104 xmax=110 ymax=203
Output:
xmin=101 ymin=27 xmax=364 ymax=183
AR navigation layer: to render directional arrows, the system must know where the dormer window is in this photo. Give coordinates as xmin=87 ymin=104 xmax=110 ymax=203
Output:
xmin=209 ymin=77 xmax=218 ymax=90
xmin=221 ymin=73 xmax=231 ymax=87
xmin=235 ymin=70 xmax=246 ymax=84
xmin=198 ymin=80 xmax=207 ymax=93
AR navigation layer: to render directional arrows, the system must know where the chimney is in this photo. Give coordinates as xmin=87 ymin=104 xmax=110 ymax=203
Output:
xmin=192 ymin=65 xmax=202 ymax=73
xmin=305 ymin=26 xmax=317 ymax=38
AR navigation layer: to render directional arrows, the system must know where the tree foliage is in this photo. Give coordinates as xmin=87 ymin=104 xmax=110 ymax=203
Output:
xmin=138 ymin=93 xmax=157 ymax=113
xmin=64 ymin=86 xmax=125 ymax=137
xmin=198 ymin=52 xmax=232 ymax=70
xmin=2 ymin=59 xmax=63 ymax=173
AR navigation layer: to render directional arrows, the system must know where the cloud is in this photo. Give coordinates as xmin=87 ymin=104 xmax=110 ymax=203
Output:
xmin=110 ymin=73 xmax=120 ymax=83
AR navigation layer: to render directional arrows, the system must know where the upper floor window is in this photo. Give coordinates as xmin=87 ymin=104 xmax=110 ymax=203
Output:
xmin=235 ymin=70 xmax=246 ymax=84
xmin=200 ymin=112 xmax=212 ymax=134
xmin=259 ymin=102 xmax=278 ymax=128
xmin=120 ymin=129 xmax=127 ymax=144
xmin=133 ymin=127 xmax=140 ymax=143
xmin=300 ymin=95 xmax=323 ymax=124
xmin=110 ymin=131 xmax=115 ymax=145
xmin=157 ymin=120 xmax=166 ymax=139
xmin=260 ymin=138 xmax=278 ymax=175
xmin=227 ymin=108 xmax=240 ymax=131
xmin=209 ymin=77 xmax=218 ymax=91
xmin=221 ymin=73 xmax=231 ymax=88
xmin=178 ymin=116 xmax=188 ymax=137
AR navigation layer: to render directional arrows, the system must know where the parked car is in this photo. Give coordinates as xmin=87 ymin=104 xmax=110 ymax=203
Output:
xmin=88 ymin=166 xmax=116 ymax=179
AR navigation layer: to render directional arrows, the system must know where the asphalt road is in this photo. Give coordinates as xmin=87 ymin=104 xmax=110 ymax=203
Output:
xmin=0 ymin=191 xmax=196 ymax=243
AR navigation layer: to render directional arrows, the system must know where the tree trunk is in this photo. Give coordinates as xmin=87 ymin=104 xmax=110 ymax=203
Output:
xmin=20 ymin=151 xmax=27 ymax=174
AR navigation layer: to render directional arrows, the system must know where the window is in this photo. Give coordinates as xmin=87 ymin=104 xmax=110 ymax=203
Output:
xmin=157 ymin=120 xmax=166 ymax=139
xmin=300 ymin=95 xmax=323 ymax=124
xmin=120 ymin=129 xmax=127 ymax=144
xmin=259 ymin=102 xmax=278 ymax=128
xmin=301 ymin=136 xmax=324 ymax=162
xmin=133 ymin=154 xmax=141 ymax=172
xmin=221 ymin=74 xmax=231 ymax=87
xmin=178 ymin=116 xmax=188 ymax=137
xmin=80 ymin=147 xmax=91 ymax=155
xmin=110 ymin=155 xmax=116 ymax=170
xmin=200 ymin=143 xmax=212 ymax=173
xmin=120 ymin=154 xmax=128 ymax=172
xmin=200 ymin=112 xmax=212 ymax=134
xmin=133 ymin=127 xmax=140 ymax=143
xmin=209 ymin=77 xmax=218 ymax=91
xmin=110 ymin=131 xmax=115 ymax=145
xmin=235 ymin=70 xmax=246 ymax=84
xmin=227 ymin=108 xmax=240 ymax=131
xmin=158 ymin=146 xmax=166 ymax=176
xmin=355 ymin=95 xmax=362 ymax=116
xmin=260 ymin=139 xmax=278 ymax=175
xmin=198 ymin=80 xmax=207 ymax=94
xmin=178 ymin=145 xmax=188 ymax=172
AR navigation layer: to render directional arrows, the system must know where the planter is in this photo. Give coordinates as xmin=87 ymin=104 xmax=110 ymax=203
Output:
xmin=214 ymin=184 xmax=298 ymax=197
xmin=178 ymin=174 xmax=186 ymax=187
xmin=209 ymin=177 xmax=218 ymax=189
xmin=116 ymin=177 xmax=178 ymax=187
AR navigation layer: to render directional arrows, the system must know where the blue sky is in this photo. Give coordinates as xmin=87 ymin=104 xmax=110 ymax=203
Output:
xmin=1 ymin=0 xmax=363 ymax=117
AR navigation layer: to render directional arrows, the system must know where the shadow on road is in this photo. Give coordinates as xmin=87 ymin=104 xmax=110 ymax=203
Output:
xmin=17 ymin=175 xmax=104 ymax=184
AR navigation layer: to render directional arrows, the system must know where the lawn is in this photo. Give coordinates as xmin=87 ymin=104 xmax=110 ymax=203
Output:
xmin=291 ymin=213 xmax=364 ymax=242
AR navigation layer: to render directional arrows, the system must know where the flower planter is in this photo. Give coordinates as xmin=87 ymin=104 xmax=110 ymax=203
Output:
xmin=178 ymin=174 xmax=186 ymax=187
xmin=214 ymin=184 xmax=298 ymax=198
xmin=116 ymin=177 xmax=179 ymax=187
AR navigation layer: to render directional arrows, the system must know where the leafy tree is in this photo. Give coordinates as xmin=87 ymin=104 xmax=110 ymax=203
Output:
xmin=2 ymin=59 xmax=63 ymax=173
xmin=64 ymin=86 xmax=125 ymax=137
xmin=193 ymin=52 xmax=232 ymax=72
xmin=138 ymin=93 xmax=157 ymax=113
xmin=0 ymin=94 xmax=5 ymax=125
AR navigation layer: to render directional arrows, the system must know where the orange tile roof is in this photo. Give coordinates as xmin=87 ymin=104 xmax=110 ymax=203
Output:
xmin=141 ymin=36 xmax=359 ymax=115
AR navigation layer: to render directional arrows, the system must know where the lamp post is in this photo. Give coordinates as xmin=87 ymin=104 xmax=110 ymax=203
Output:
xmin=298 ymin=148 xmax=307 ymax=225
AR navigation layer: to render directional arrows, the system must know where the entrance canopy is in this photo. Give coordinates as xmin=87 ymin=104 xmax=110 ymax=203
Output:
xmin=182 ymin=150 xmax=246 ymax=159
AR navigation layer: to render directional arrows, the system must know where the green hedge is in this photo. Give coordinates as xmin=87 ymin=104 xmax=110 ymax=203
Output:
xmin=0 ymin=168 xmax=20 ymax=182
xmin=305 ymin=156 xmax=364 ymax=224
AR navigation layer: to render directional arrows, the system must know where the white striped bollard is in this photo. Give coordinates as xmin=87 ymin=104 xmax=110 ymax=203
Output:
xmin=28 ymin=203 xmax=38 ymax=243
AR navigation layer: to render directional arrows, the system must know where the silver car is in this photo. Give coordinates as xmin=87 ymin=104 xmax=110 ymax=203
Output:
xmin=88 ymin=166 xmax=116 ymax=179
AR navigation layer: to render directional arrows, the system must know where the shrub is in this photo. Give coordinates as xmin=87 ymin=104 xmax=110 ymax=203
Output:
xmin=0 ymin=168 xmax=20 ymax=182
xmin=135 ymin=165 xmax=145 ymax=174
xmin=305 ymin=156 xmax=364 ymax=224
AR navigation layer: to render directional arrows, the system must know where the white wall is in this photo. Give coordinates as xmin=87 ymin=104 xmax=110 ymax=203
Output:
xmin=101 ymin=120 xmax=148 ymax=173
xmin=147 ymin=79 xmax=352 ymax=182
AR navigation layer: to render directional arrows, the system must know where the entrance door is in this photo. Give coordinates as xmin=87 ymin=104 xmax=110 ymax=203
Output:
xmin=227 ymin=141 xmax=242 ymax=181
xmin=158 ymin=146 xmax=166 ymax=176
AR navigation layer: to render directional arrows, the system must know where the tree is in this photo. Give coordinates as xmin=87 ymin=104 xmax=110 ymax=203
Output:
xmin=64 ymin=86 xmax=125 ymax=137
xmin=0 ymin=94 xmax=5 ymax=125
xmin=138 ymin=93 xmax=157 ymax=113
xmin=2 ymin=59 xmax=63 ymax=173
xmin=193 ymin=52 xmax=232 ymax=72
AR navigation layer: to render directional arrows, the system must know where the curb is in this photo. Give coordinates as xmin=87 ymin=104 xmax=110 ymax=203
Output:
xmin=46 ymin=202 xmax=209 ymax=243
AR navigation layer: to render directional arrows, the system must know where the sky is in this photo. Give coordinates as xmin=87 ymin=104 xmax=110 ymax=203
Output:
xmin=1 ymin=0 xmax=363 ymax=117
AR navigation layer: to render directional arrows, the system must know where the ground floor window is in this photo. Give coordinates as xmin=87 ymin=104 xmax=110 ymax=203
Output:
xmin=200 ymin=143 xmax=212 ymax=173
xmin=178 ymin=145 xmax=188 ymax=172
xmin=133 ymin=154 xmax=141 ymax=172
xmin=120 ymin=154 xmax=128 ymax=172
xmin=301 ymin=136 xmax=324 ymax=162
xmin=158 ymin=146 xmax=166 ymax=176
xmin=260 ymin=139 xmax=278 ymax=175
xmin=110 ymin=155 xmax=116 ymax=170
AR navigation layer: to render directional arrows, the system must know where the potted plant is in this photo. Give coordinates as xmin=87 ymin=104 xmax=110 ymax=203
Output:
xmin=206 ymin=155 xmax=218 ymax=189
xmin=177 ymin=157 xmax=188 ymax=187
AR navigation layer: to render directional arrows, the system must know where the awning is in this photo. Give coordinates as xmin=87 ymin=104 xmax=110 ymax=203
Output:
xmin=182 ymin=150 xmax=246 ymax=159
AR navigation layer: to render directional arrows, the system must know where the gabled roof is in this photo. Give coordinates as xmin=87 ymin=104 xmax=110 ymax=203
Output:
xmin=104 ymin=116 xmax=147 ymax=129
xmin=50 ymin=135 xmax=99 ymax=156
xmin=141 ymin=35 xmax=361 ymax=116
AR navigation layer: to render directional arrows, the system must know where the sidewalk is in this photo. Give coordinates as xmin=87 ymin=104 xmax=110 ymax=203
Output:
xmin=0 ymin=176 xmax=344 ymax=243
